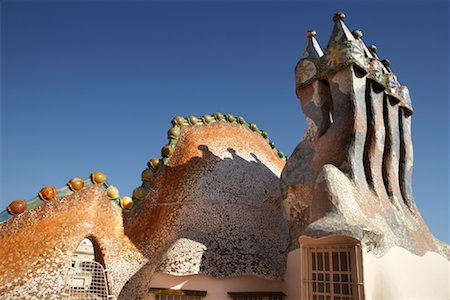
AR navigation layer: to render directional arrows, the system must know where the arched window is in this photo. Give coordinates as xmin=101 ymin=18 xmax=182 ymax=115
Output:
xmin=62 ymin=237 xmax=112 ymax=299
xmin=300 ymin=236 xmax=365 ymax=300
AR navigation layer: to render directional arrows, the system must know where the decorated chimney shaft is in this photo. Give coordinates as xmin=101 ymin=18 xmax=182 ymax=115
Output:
xmin=282 ymin=12 xmax=415 ymax=234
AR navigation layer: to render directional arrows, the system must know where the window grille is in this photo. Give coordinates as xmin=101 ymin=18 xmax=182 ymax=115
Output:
xmin=228 ymin=292 xmax=285 ymax=300
xmin=154 ymin=295 xmax=202 ymax=300
xmin=302 ymin=244 xmax=364 ymax=300
xmin=229 ymin=297 xmax=283 ymax=300
xmin=62 ymin=260 xmax=113 ymax=300
xmin=149 ymin=288 xmax=206 ymax=300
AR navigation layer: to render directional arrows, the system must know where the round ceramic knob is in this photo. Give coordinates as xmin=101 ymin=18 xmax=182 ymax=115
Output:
xmin=249 ymin=123 xmax=259 ymax=132
xmin=148 ymin=158 xmax=160 ymax=170
xmin=67 ymin=178 xmax=84 ymax=191
xmin=202 ymin=114 xmax=214 ymax=124
xmin=306 ymin=30 xmax=317 ymax=38
xmin=91 ymin=172 xmax=106 ymax=184
xmin=168 ymin=126 xmax=180 ymax=139
xmin=132 ymin=187 xmax=146 ymax=201
xmin=277 ymin=150 xmax=285 ymax=158
xmin=161 ymin=145 xmax=174 ymax=157
xmin=225 ymin=114 xmax=236 ymax=123
xmin=171 ymin=116 xmax=185 ymax=126
xmin=39 ymin=186 xmax=57 ymax=201
xmin=106 ymin=185 xmax=119 ymax=199
xmin=213 ymin=112 xmax=225 ymax=121
xmin=352 ymin=29 xmax=363 ymax=39
xmin=7 ymin=200 xmax=27 ymax=216
xmin=333 ymin=12 xmax=346 ymax=22
xmin=261 ymin=131 xmax=269 ymax=139
xmin=141 ymin=168 xmax=155 ymax=182
xmin=187 ymin=116 xmax=199 ymax=125
xmin=368 ymin=44 xmax=377 ymax=54
xmin=237 ymin=116 xmax=246 ymax=125
xmin=120 ymin=196 xmax=133 ymax=209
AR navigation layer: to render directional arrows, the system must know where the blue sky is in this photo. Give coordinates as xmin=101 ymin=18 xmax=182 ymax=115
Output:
xmin=1 ymin=1 xmax=448 ymax=243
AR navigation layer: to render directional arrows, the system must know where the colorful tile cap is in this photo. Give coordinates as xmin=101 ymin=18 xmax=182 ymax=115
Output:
xmin=295 ymin=30 xmax=324 ymax=87
xmin=301 ymin=29 xmax=323 ymax=59
xmin=351 ymin=30 xmax=374 ymax=59
xmin=327 ymin=12 xmax=355 ymax=46
xmin=295 ymin=12 xmax=412 ymax=114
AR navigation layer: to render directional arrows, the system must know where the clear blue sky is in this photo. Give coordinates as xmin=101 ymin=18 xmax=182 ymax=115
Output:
xmin=1 ymin=1 xmax=448 ymax=243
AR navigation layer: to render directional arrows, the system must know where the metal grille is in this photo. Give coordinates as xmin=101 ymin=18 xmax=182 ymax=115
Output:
xmin=62 ymin=260 xmax=112 ymax=300
xmin=303 ymin=245 xmax=364 ymax=300
xmin=155 ymin=296 xmax=202 ymax=300
xmin=231 ymin=297 xmax=283 ymax=300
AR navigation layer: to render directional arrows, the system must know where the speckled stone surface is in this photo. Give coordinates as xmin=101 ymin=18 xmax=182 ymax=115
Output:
xmin=120 ymin=122 xmax=288 ymax=298
xmin=0 ymin=121 xmax=287 ymax=299
xmin=153 ymin=123 xmax=288 ymax=278
xmin=0 ymin=185 xmax=147 ymax=299
xmin=282 ymin=14 xmax=449 ymax=259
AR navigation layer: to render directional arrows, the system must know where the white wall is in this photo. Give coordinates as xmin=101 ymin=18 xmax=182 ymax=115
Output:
xmin=284 ymin=248 xmax=302 ymax=300
xmin=148 ymin=248 xmax=304 ymax=300
xmin=363 ymin=246 xmax=450 ymax=299
xmin=148 ymin=273 xmax=283 ymax=300
xmin=147 ymin=244 xmax=450 ymax=300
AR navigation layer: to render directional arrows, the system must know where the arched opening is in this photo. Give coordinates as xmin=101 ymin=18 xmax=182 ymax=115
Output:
xmin=62 ymin=237 xmax=112 ymax=300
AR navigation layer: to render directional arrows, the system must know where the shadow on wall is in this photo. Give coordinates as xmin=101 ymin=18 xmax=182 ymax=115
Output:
xmin=120 ymin=144 xmax=288 ymax=297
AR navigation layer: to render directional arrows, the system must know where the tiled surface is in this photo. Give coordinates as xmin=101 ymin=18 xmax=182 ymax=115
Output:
xmin=0 ymin=185 xmax=147 ymax=299
xmin=0 ymin=121 xmax=287 ymax=299
xmin=1 ymin=12 xmax=448 ymax=300
xmin=120 ymin=122 xmax=287 ymax=297
xmin=283 ymin=13 xmax=448 ymax=259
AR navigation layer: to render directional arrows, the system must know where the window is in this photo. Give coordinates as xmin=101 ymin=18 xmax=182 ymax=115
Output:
xmin=302 ymin=239 xmax=364 ymax=300
xmin=154 ymin=296 xmax=202 ymax=300
xmin=227 ymin=292 xmax=285 ymax=300
xmin=62 ymin=238 xmax=112 ymax=299
xmin=149 ymin=288 xmax=206 ymax=300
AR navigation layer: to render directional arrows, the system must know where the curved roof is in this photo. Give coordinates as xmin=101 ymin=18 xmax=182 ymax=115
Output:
xmin=0 ymin=112 xmax=290 ymax=297
xmin=123 ymin=118 xmax=289 ymax=279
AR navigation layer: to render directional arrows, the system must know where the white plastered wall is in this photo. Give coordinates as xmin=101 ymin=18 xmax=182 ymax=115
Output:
xmin=363 ymin=246 xmax=450 ymax=300
xmin=146 ymin=240 xmax=450 ymax=300
xmin=147 ymin=273 xmax=283 ymax=300
xmin=148 ymin=248 xmax=303 ymax=300
xmin=284 ymin=248 xmax=302 ymax=300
